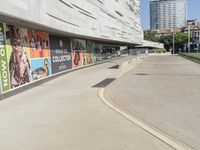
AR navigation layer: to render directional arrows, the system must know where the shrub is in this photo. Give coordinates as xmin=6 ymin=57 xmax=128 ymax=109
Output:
xmin=153 ymin=48 xmax=167 ymax=53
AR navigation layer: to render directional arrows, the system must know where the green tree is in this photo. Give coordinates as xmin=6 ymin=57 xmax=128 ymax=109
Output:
xmin=159 ymin=34 xmax=173 ymax=51
xmin=158 ymin=32 xmax=189 ymax=51
xmin=174 ymin=32 xmax=188 ymax=48
xmin=144 ymin=31 xmax=159 ymax=42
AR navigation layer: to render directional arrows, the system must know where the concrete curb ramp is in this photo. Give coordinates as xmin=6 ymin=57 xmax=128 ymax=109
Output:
xmin=98 ymin=55 xmax=194 ymax=150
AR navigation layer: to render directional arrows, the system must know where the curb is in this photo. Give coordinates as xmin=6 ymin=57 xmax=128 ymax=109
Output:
xmin=98 ymin=55 xmax=194 ymax=150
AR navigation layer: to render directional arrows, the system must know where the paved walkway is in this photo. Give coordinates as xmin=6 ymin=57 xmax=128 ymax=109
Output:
xmin=0 ymin=56 xmax=172 ymax=150
xmin=104 ymin=55 xmax=200 ymax=150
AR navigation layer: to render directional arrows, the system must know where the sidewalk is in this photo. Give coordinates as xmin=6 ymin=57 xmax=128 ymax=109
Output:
xmin=104 ymin=55 xmax=200 ymax=150
xmin=0 ymin=56 xmax=172 ymax=150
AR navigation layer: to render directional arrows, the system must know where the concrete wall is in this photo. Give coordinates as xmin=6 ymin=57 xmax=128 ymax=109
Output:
xmin=0 ymin=0 xmax=143 ymax=44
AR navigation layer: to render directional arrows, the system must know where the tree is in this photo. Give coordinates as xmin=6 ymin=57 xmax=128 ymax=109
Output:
xmin=174 ymin=32 xmax=188 ymax=48
xmin=144 ymin=31 xmax=159 ymax=42
xmin=158 ymin=32 xmax=189 ymax=51
xmin=159 ymin=34 xmax=173 ymax=51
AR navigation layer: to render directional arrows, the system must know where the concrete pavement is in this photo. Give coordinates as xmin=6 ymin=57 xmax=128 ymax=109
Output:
xmin=0 ymin=56 xmax=173 ymax=150
xmin=104 ymin=55 xmax=200 ymax=150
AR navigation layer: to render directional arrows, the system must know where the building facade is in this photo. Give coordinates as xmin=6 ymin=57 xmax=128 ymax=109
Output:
xmin=0 ymin=0 xmax=143 ymax=96
xmin=0 ymin=0 xmax=143 ymax=44
xmin=150 ymin=0 xmax=187 ymax=29
xmin=183 ymin=20 xmax=200 ymax=44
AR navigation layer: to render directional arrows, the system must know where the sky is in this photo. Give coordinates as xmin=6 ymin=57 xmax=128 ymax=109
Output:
xmin=141 ymin=0 xmax=200 ymax=30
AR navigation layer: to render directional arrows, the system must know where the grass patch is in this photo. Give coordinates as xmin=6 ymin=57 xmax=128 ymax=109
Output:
xmin=180 ymin=53 xmax=200 ymax=62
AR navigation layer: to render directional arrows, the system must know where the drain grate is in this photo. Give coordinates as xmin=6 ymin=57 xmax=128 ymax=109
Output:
xmin=135 ymin=73 xmax=148 ymax=76
xmin=92 ymin=78 xmax=116 ymax=88
xmin=109 ymin=65 xmax=119 ymax=69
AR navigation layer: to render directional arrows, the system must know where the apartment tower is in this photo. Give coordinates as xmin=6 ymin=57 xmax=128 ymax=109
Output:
xmin=150 ymin=0 xmax=187 ymax=29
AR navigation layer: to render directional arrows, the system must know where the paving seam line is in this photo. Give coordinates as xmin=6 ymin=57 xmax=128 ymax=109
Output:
xmin=98 ymin=55 xmax=194 ymax=150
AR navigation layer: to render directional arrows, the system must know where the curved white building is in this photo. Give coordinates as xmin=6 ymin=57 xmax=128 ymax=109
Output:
xmin=0 ymin=0 xmax=143 ymax=45
xmin=0 ymin=0 xmax=143 ymax=97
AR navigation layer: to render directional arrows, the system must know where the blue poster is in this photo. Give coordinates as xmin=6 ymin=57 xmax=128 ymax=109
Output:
xmin=30 ymin=58 xmax=52 ymax=80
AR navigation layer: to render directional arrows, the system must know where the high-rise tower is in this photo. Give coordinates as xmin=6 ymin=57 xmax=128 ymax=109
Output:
xmin=150 ymin=0 xmax=187 ymax=29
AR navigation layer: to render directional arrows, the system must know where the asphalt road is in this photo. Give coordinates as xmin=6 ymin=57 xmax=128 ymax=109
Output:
xmin=0 ymin=56 xmax=173 ymax=150
xmin=104 ymin=55 xmax=200 ymax=150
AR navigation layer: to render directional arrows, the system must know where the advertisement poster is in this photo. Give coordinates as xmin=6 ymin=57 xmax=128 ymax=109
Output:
xmin=4 ymin=24 xmax=31 ymax=89
xmin=0 ymin=23 xmax=10 ymax=92
xmin=28 ymin=29 xmax=50 ymax=58
xmin=86 ymin=40 xmax=95 ymax=64
xmin=71 ymin=38 xmax=86 ymax=50
xmin=50 ymin=35 xmax=72 ymax=74
xmin=82 ymin=52 xmax=87 ymax=66
xmin=28 ymin=29 xmax=52 ymax=80
xmin=72 ymin=50 xmax=83 ymax=68
xmin=71 ymin=38 xmax=86 ymax=68
xmin=30 ymin=58 xmax=52 ymax=80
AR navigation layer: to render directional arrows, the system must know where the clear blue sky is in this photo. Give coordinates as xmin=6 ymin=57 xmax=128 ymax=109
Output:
xmin=141 ymin=0 xmax=200 ymax=30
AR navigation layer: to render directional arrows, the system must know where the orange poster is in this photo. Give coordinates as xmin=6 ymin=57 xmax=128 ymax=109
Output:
xmin=28 ymin=29 xmax=50 ymax=58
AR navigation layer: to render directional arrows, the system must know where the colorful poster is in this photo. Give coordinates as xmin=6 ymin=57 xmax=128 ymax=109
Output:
xmin=71 ymin=38 xmax=86 ymax=68
xmin=86 ymin=40 xmax=95 ymax=64
xmin=0 ymin=23 xmax=10 ymax=92
xmin=30 ymin=58 xmax=52 ymax=80
xmin=4 ymin=24 xmax=31 ymax=89
xmin=72 ymin=50 xmax=83 ymax=68
xmin=83 ymin=52 xmax=87 ymax=66
xmin=49 ymin=35 xmax=72 ymax=74
xmin=28 ymin=30 xmax=52 ymax=80
xmin=28 ymin=29 xmax=50 ymax=58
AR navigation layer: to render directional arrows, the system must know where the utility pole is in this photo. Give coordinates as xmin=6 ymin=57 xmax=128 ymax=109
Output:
xmin=188 ymin=23 xmax=191 ymax=53
xmin=173 ymin=33 xmax=175 ymax=54
xmin=198 ymin=32 xmax=200 ymax=54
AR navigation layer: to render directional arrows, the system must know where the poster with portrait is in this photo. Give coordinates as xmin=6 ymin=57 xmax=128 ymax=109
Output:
xmin=28 ymin=29 xmax=52 ymax=81
xmin=86 ymin=40 xmax=95 ymax=64
xmin=72 ymin=50 xmax=84 ymax=68
xmin=30 ymin=58 xmax=52 ymax=80
xmin=0 ymin=23 xmax=10 ymax=93
xmin=28 ymin=29 xmax=50 ymax=58
xmin=71 ymin=38 xmax=86 ymax=68
xmin=50 ymin=35 xmax=72 ymax=74
xmin=4 ymin=24 xmax=31 ymax=89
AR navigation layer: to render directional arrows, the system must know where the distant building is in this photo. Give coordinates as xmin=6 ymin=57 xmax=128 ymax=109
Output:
xmin=149 ymin=28 xmax=182 ymax=37
xmin=150 ymin=0 xmax=187 ymax=29
xmin=146 ymin=20 xmax=200 ymax=41
xmin=182 ymin=20 xmax=200 ymax=44
xmin=145 ymin=19 xmax=200 ymax=52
